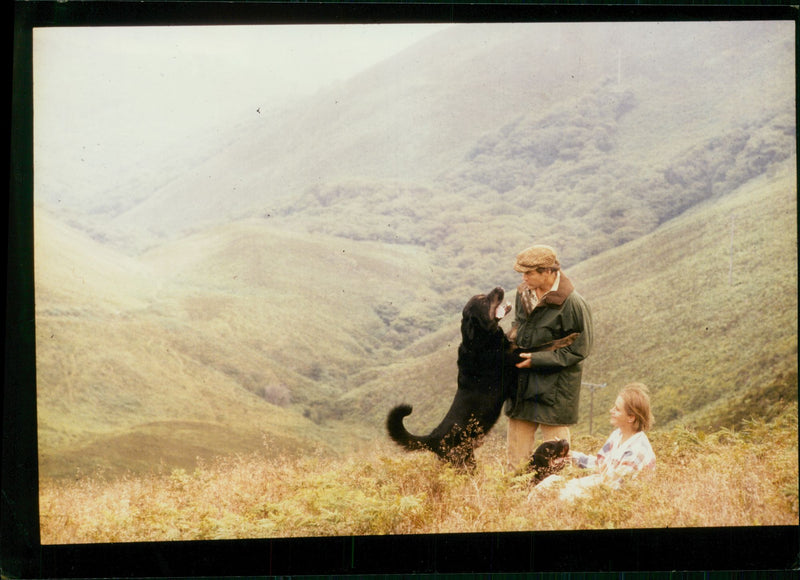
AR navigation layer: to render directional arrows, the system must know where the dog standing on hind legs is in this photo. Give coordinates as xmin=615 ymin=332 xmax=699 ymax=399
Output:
xmin=386 ymin=286 xmax=579 ymax=471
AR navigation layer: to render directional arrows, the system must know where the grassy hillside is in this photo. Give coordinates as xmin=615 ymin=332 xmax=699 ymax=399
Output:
xmin=576 ymin=160 xmax=797 ymax=431
xmin=39 ymin=400 xmax=797 ymax=543
xmin=35 ymin=212 xmax=443 ymax=477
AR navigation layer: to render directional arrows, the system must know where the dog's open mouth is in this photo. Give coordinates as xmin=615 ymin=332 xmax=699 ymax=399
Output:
xmin=488 ymin=287 xmax=512 ymax=320
xmin=495 ymin=303 xmax=512 ymax=319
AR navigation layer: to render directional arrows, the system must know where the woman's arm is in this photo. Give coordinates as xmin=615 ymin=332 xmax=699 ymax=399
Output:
xmin=571 ymin=451 xmax=596 ymax=469
xmin=573 ymin=431 xmax=618 ymax=471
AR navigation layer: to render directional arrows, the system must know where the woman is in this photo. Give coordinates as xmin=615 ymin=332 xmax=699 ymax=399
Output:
xmin=537 ymin=383 xmax=656 ymax=501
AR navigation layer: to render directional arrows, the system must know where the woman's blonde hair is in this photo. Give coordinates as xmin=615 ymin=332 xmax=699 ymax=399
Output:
xmin=620 ymin=382 xmax=655 ymax=432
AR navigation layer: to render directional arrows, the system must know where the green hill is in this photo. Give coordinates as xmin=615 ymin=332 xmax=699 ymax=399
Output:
xmin=35 ymin=212 xmax=444 ymax=477
xmin=571 ymin=159 xmax=797 ymax=432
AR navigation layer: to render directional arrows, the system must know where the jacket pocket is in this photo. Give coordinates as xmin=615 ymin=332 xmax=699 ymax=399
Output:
xmin=521 ymin=372 xmax=558 ymax=406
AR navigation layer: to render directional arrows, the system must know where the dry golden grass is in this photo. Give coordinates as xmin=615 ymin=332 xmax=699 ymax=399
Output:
xmin=40 ymin=403 xmax=797 ymax=544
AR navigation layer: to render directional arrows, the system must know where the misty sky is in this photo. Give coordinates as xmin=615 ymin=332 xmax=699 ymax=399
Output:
xmin=33 ymin=24 xmax=453 ymax=157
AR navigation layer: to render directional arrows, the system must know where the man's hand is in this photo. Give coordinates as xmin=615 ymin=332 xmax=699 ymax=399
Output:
xmin=516 ymin=352 xmax=532 ymax=368
xmin=507 ymin=326 xmax=518 ymax=342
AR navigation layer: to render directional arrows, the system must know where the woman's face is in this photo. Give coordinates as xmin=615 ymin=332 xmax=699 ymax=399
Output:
xmin=609 ymin=396 xmax=635 ymax=430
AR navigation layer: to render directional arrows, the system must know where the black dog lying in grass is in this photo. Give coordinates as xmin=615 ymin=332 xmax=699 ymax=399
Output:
xmin=386 ymin=286 xmax=578 ymax=470
xmin=527 ymin=439 xmax=571 ymax=484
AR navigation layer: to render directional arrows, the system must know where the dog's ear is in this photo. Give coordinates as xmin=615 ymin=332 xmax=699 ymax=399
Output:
xmin=461 ymin=312 xmax=476 ymax=342
xmin=461 ymin=297 xmax=487 ymax=342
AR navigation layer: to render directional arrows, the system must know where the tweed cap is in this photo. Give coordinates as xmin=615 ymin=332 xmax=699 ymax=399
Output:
xmin=513 ymin=245 xmax=560 ymax=272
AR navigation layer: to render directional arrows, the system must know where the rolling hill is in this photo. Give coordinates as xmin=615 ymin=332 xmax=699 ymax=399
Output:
xmin=34 ymin=210 xmax=444 ymax=477
xmin=33 ymin=21 xmax=796 ymax=478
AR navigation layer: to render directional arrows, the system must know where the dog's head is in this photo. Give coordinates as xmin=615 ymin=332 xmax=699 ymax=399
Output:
xmin=529 ymin=438 xmax=570 ymax=480
xmin=461 ymin=287 xmax=511 ymax=342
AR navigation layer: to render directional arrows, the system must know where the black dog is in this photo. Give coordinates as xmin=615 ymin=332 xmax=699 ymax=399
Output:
xmin=527 ymin=439 xmax=570 ymax=484
xmin=386 ymin=287 xmax=578 ymax=470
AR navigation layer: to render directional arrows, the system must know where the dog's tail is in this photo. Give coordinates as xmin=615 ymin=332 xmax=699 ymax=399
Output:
xmin=386 ymin=404 xmax=430 ymax=451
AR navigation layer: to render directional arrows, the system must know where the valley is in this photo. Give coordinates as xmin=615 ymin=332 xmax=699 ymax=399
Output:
xmin=32 ymin=21 xmax=797 ymax=480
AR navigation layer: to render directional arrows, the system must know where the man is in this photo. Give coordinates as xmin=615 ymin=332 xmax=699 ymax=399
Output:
xmin=505 ymin=245 xmax=593 ymax=471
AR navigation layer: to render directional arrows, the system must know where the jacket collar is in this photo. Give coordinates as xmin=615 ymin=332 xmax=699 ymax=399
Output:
xmin=543 ymin=272 xmax=574 ymax=306
xmin=517 ymin=272 xmax=574 ymax=308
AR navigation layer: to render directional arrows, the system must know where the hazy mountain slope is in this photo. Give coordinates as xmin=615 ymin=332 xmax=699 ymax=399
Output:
xmin=34 ymin=212 xmax=319 ymax=476
xmin=138 ymin=218 xmax=448 ymax=358
xmin=34 ymin=207 xmax=157 ymax=312
xmin=281 ymin=20 xmax=794 ymax=272
xmin=86 ymin=21 xmax=793 ymax=250
xmin=35 ymin=212 xmax=443 ymax=477
xmin=98 ymin=22 xmax=600 ymax=242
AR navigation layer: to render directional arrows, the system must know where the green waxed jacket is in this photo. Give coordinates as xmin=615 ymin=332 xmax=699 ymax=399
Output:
xmin=504 ymin=272 xmax=593 ymax=426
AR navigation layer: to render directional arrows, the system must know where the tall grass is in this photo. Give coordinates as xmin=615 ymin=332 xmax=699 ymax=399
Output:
xmin=40 ymin=402 xmax=797 ymax=544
